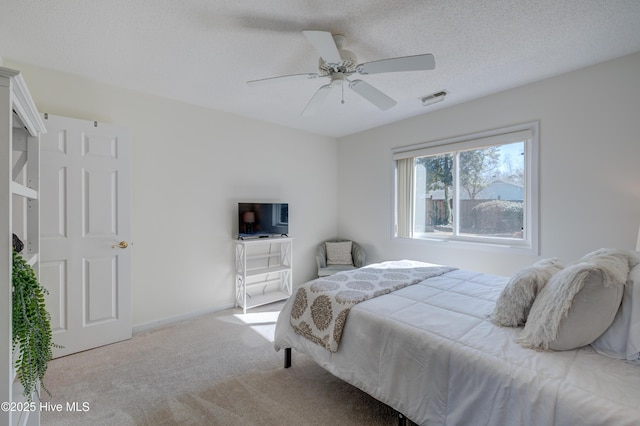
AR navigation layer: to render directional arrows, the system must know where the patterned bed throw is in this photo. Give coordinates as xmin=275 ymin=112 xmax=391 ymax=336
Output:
xmin=290 ymin=260 xmax=456 ymax=352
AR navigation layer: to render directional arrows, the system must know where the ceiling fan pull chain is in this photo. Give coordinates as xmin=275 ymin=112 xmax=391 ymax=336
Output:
xmin=341 ymin=80 xmax=345 ymax=104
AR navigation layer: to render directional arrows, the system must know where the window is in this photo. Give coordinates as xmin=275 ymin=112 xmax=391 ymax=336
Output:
xmin=392 ymin=123 xmax=538 ymax=253
xmin=273 ymin=203 xmax=288 ymax=226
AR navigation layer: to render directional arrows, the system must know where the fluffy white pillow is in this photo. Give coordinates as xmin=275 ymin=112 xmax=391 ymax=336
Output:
xmin=518 ymin=250 xmax=631 ymax=351
xmin=325 ymin=241 xmax=353 ymax=265
xmin=591 ymin=259 xmax=640 ymax=363
xmin=581 ymin=247 xmax=640 ymax=269
xmin=492 ymin=258 xmax=563 ymax=327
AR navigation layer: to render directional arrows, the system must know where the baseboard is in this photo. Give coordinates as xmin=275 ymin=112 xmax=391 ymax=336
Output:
xmin=132 ymin=303 xmax=236 ymax=335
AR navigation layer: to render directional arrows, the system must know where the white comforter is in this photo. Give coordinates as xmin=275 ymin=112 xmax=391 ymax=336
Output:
xmin=274 ymin=261 xmax=640 ymax=425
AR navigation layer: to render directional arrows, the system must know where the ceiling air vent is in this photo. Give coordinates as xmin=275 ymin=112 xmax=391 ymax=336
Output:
xmin=421 ymin=90 xmax=447 ymax=106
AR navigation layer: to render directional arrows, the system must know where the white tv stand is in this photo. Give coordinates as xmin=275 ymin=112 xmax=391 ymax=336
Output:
xmin=234 ymin=237 xmax=293 ymax=314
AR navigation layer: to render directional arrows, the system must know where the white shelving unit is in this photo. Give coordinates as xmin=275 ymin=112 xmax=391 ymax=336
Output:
xmin=234 ymin=237 xmax=293 ymax=314
xmin=1 ymin=67 xmax=46 ymax=426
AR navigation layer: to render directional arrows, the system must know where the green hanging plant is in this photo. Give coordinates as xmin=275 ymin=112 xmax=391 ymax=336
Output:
xmin=11 ymin=250 xmax=60 ymax=402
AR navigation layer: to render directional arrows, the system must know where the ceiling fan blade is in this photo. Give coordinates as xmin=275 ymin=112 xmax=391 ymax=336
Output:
xmin=301 ymin=84 xmax=332 ymax=116
xmin=349 ymin=80 xmax=397 ymax=110
xmin=247 ymin=73 xmax=323 ymax=87
xmin=302 ymin=30 xmax=342 ymax=64
xmin=357 ymin=54 xmax=436 ymax=75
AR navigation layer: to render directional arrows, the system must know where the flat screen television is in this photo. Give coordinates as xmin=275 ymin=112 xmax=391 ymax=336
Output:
xmin=238 ymin=202 xmax=289 ymax=239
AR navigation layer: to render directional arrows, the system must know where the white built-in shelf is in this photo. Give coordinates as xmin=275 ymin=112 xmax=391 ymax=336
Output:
xmin=23 ymin=253 xmax=38 ymax=267
xmin=11 ymin=380 xmax=31 ymax=426
xmin=2 ymin=66 xmax=45 ymax=426
xmin=11 ymin=182 xmax=38 ymax=199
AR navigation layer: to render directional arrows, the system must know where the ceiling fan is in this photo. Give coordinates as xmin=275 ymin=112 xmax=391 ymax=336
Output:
xmin=247 ymin=30 xmax=436 ymax=116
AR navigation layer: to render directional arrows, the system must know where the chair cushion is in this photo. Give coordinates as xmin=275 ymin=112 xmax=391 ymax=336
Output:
xmin=318 ymin=265 xmax=357 ymax=277
xmin=326 ymin=241 xmax=353 ymax=265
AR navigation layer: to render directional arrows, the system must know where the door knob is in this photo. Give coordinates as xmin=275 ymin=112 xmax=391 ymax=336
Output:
xmin=112 ymin=241 xmax=129 ymax=249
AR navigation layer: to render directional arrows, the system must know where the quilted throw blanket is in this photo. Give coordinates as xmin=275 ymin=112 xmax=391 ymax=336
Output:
xmin=290 ymin=261 xmax=456 ymax=352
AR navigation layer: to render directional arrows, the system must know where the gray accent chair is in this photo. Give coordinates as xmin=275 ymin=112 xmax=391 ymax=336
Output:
xmin=316 ymin=238 xmax=366 ymax=277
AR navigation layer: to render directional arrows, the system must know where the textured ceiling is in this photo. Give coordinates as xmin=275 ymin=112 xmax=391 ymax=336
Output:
xmin=1 ymin=0 xmax=640 ymax=138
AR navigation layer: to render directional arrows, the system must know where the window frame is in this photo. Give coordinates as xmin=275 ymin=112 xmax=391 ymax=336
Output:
xmin=391 ymin=122 xmax=539 ymax=255
xmin=273 ymin=203 xmax=289 ymax=227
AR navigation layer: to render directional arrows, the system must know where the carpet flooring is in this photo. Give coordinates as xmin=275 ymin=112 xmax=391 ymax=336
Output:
xmin=40 ymin=302 xmax=397 ymax=425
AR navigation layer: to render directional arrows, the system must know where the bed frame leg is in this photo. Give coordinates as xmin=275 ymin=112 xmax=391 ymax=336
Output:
xmin=398 ymin=412 xmax=414 ymax=426
xmin=284 ymin=348 xmax=292 ymax=368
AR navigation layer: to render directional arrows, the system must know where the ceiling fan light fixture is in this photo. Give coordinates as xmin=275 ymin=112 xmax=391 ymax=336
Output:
xmin=248 ymin=31 xmax=436 ymax=115
xmin=421 ymin=90 xmax=447 ymax=106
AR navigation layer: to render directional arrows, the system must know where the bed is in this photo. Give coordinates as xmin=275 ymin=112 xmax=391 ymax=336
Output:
xmin=274 ymin=257 xmax=640 ymax=425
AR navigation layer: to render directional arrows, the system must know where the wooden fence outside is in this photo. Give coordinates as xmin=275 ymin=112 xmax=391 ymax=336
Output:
xmin=424 ymin=199 xmax=523 ymax=233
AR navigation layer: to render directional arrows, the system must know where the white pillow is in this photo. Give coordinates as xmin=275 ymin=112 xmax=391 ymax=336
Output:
xmin=580 ymin=247 xmax=640 ymax=269
xmin=492 ymin=258 xmax=563 ymax=327
xmin=325 ymin=241 xmax=353 ymax=265
xmin=591 ymin=261 xmax=640 ymax=363
xmin=518 ymin=251 xmax=630 ymax=351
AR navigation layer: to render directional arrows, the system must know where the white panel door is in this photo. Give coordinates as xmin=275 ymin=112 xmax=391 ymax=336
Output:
xmin=40 ymin=114 xmax=132 ymax=357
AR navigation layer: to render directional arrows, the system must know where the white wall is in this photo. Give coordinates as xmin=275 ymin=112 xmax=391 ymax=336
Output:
xmin=6 ymin=60 xmax=338 ymax=329
xmin=337 ymin=52 xmax=640 ymax=275
xmin=9 ymin=51 xmax=640 ymax=328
